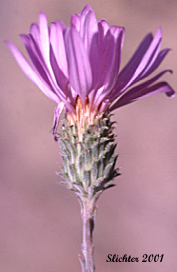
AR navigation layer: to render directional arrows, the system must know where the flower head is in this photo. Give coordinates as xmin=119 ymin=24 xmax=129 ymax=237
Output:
xmin=6 ymin=5 xmax=175 ymax=135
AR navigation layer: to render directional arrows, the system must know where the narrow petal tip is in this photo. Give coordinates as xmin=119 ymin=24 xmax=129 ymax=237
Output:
xmin=164 ymin=83 xmax=175 ymax=97
xmin=4 ymin=39 xmax=12 ymax=47
xmin=39 ymin=11 xmax=47 ymax=21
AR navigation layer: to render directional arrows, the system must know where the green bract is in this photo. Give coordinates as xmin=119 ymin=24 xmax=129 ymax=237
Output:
xmin=58 ymin=114 xmax=120 ymax=199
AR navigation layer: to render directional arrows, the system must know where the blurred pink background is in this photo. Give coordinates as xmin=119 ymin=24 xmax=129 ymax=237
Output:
xmin=1 ymin=0 xmax=177 ymax=271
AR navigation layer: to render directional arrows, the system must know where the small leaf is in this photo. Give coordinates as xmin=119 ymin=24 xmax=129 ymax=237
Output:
xmin=91 ymin=161 xmax=98 ymax=183
xmin=59 ymin=138 xmax=67 ymax=150
xmin=103 ymin=162 xmax=114 ymax=179
xmin=92 ymin=142 xmax=99 ymax=160
xmin=95 ymin=177 xmax=104 ymax=188
xmin=83 ymin=170 xmax=90 ymax=189
xmin=68 ymin=164 xmax=77 ymax=183
xmin=84 ymin=148 xmax=92 ymax=170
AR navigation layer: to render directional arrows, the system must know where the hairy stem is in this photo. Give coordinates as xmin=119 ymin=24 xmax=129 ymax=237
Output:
xmin=79 ymin=198 xmax=96 ymax=272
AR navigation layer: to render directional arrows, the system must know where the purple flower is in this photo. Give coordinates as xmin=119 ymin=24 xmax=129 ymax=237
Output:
xmin=6 ymin=5 xmax=175 ymax=134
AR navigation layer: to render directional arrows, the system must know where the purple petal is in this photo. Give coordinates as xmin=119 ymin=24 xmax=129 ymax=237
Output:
xmin=50 ymin=45 xmax=69 ymax=94
xmin=92 ymin=27 xmax=125 ymax=108
xmin=71 ymin=14 xmax=81 ymax=32
xmin=110 ymin=70 xmax=174 ymax=110
xmin=82 ymin=9 xmax=100 ymax=87
xmin=64 ymin=27 xmax=92 ymax=103
xmin=112 ymin=32 xmax=154 ymax=96
xmin=106 ymin=26 xmax=125 ymax=89
xmin=6 ymin=40 xmax=60 ymax=103
xmin=50 ymin=21 xmax=68 ymax=77
xmin=38 ymin=14 xmax=72 ymax=101
xmin=30 ymin=23 xmax=41 ymax=49
xmin=97 ymin=29 xmax=115 ymax=87
xmin=95 ymin=26 xmax=124 ymax=91
xmin=20 ymin=34 xmax=68 ymax=103
xmin=79 ymin=6 xmax=101 ymax=89
xmin=52 ymin=102 xmax=65 ymax=139
xmin=20 ymin=34 xmax=52 ymax=86
xmin=98 ymin=20 xmax=110 ymax=39
xmin=52 ymin=101 xmax=76 ymax=139
xmin=30 ymin=23 xmax=40 ymax=36
xmin=38 ymin=12 xmax=50 ymax=66
xmin=136 ymin=39 xmax=161 ymax=80
xmin=38 ymin=13 xmax=62 ymax=90
xmin=80 ymin=8 xmax=98 ymax=51
xmin=139 ymin=48 xmax=170 ymax=80
xmin=110 ymin=82 xmax=175 ymax=110
xmin=80 ymin=5 xmax=93 ymax=20
xmin=131 ymin=27 xmax=162 ymax=82
xmin=89 ymin=86 xmax=105 ymax=112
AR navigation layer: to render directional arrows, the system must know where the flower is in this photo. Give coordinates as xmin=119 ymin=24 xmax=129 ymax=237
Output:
xmin=6 ymin=5 xmax=175 ymax=135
